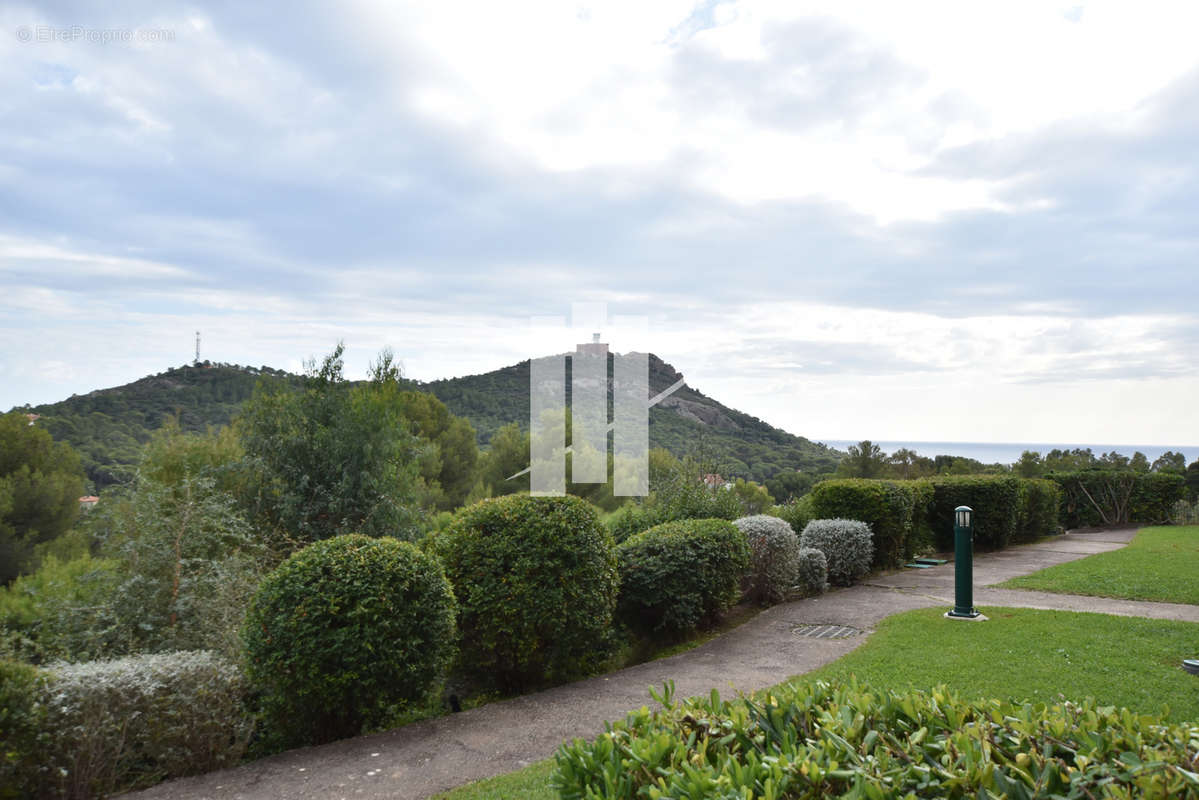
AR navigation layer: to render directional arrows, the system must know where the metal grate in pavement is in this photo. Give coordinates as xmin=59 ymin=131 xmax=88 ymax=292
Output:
xmin=792 ymin=623 xmax=863 ymax=639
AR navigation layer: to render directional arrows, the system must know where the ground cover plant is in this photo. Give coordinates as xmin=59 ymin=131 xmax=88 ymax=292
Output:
xmin=1000 ymin=525 xmax=1199 ymax=605
xmin=434 ymin=606 xmax=1199 ymax=799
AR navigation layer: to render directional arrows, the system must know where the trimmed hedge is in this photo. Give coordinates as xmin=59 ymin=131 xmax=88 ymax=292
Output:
xmin=436 ymin=494 xmax=618 ymax=692
xmin=617 ymin=519 xmax=750 ymax=635
xmin=807 ymin=479 xmax=932 ymax=567
xmin=795 ymin=547 xmax=829 ymax=596
xmin=1016 ymin=478 xmax=1062 ymax=543
xmin=927 ymin=475 xmax=1023 ymax=551
xmin=2 ymin=651 xmax=250 ymax=799
xmin=553 ymin=679 xmax=1199 ymax=799
xmin=798 ymin=519 xmax=873 ymax=586
xmin=1050 ymin=471 xmax=1186 ymax=528
xmin=243 ymin=534 xmax=457 ymax=745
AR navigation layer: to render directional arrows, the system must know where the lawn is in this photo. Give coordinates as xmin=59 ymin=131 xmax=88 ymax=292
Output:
xmin=1000 ymin=525 xmax=1199 ymax=604
xmin=433 ymin=605 xmax=1199 ymax=799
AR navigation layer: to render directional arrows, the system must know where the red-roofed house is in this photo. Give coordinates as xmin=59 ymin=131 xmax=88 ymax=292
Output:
xmin=79 ymin=496 xmax=99 ymax=510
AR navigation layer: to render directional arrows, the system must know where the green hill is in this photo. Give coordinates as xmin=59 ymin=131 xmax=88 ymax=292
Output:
xmin=20 ymin=363 xmax=297 ymax=489
xmin=422 ymin=354 xmax=841 ymax=480
xmin=16 ymin=355 xmax=841 ymax=490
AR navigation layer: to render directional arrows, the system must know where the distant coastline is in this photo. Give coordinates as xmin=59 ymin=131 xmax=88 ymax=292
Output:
xmin=818 ymin=440 xmax=1197 ymax=466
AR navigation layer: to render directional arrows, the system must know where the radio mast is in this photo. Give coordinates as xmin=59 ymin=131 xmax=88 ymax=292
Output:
xmin=194 ymin=331 xmax=201 ymax=366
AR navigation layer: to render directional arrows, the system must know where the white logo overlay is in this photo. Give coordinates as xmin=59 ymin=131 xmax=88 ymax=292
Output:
xmin=509 ymin=304 xmax=684 ymax=497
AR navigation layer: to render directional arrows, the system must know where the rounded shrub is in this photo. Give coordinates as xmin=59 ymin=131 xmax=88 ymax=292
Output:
xmin=435 ymin=494 xmax=618 ymax=692
xmin=733 ymin=515 xmax=802 ymax=605
xmin=795 ymin=547 xmax=829 ymax=596
xmin=799 ymin=519 xmax=873 ymax=586
xmin=242 ymin=534 xmax=456 ymax=746
xmin=617 ymin=518 xmax=751 ymax=635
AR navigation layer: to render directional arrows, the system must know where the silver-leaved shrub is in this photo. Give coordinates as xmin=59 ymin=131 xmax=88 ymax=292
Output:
xmin=35 ymin=650 xmax=250 ymax=798
xmin=799 ymin=518 xmax=873 ymax=586
xmin=795 ymin=546 xmax=829 ymax=596
xmin=733 ymin=515 xmax=802 ymax=605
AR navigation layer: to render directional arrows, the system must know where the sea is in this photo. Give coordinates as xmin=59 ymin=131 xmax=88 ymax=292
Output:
xmin=818 ymin=440 xmax=1197 ymax=467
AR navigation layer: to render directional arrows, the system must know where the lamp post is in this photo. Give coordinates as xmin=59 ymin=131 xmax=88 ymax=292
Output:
xmin=946 ymin=505 xmax=983 ymax=620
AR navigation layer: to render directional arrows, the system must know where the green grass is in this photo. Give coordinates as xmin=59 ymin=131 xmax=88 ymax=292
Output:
xmin=1000 ymin=525 xmax=1199 ymax=604
xmin=804 ymin=606 xmax=1199 ymax=722
xmin=430 ymin=759 xmax=556 ymax=800
xmin=434 ymin=606 xmax=1199 ymax=798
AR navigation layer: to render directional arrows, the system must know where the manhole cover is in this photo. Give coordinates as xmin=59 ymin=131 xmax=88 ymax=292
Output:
xmin=792 ymin=623 xmax=863 ymax=639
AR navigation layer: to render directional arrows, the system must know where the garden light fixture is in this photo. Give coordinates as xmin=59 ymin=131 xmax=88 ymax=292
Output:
xmin=946 ymin=505 xmax=984 ymax=620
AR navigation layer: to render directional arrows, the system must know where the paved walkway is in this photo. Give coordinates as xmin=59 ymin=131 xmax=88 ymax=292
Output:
xmin=130 ymin=528 xmax=1199 ymax=800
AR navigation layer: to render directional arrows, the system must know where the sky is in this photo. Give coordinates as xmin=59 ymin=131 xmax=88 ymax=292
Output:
xmin=1 ymin=0 xmax=1197 ymax=447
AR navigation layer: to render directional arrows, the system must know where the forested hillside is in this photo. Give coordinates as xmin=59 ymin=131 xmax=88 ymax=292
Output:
xmin=423 ymin=354 xmax=841 ymax=480
xmin=15 ymin=354 xmax=841 ymax=489
xmin=22 ymin=364 xmax=298 ymax=489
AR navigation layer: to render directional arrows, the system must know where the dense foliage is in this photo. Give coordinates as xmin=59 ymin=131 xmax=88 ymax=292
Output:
xmin=434 ymin=494 xmax=618 ymax=692
xmin=616 ymin=518 xmax=750 ymax=635
xmin=1049 ymin=470 xmax=1186 ymax=528
xmin=2 ymin=651 xmax=250 ymax=800
xmin=553 ymin=679 xmax=1199 ymax=800
xmin=926 ymin=475 xmax=1023 ymax=550
xmin=733 ymin=514 xmax=803 ymax=605
xmin=0 ymin=411 xmax=86 ymax=583
xmin=239 ymin=345 xmax=426 ymax=542
xmin=427 ymin=354 xmax=842 ymax=481
xmin=1016 ymin=477 xmax=1063 ymax=542
xmin=242 ymin=534 xmax=457 ymax=746
xmin=798 ymin=519 xmax=874 ymax=586
xmin=24 ymin=363 xmax=294 ymax=490
xmin=795 ymin=547 xmax=829 ymax=596
xmin=807 ymin=479 xmax=933 ymax=567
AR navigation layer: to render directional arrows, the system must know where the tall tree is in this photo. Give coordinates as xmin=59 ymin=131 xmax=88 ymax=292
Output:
xmin=837 ymin=440 xmax=888 ymax=478
xmin=1151 ymin=451 xmax=1187 ymax=474
xmin=477 ymin=422 xmax=530 ymax=496
xmin=0 ymin=412 xmax=86 ymax=583
xmin=1015 ymin=450 xmax=1044 ymax=478
xmin=238 ymin=344 xmax=425 ymax=543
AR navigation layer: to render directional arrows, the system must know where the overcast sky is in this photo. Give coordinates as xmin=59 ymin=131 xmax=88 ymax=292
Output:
xmin=2 ymin=0 xmax=1197 ymax=446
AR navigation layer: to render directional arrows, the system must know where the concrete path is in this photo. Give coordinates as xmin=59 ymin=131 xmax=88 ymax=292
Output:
xmin=129 ymin=528 xmax=1199 ymax=800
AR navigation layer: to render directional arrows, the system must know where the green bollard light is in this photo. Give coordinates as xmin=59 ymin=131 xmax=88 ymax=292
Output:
xmin=946 ymin=505 xmax=983 ymax=620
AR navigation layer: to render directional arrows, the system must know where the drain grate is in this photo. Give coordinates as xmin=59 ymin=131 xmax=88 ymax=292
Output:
xmin=792 ymin=623 xmax=863 ymax=640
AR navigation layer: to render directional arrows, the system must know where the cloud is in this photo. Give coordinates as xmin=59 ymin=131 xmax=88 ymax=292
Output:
xmin=1 ymin=1 xmax=1197 ymax=444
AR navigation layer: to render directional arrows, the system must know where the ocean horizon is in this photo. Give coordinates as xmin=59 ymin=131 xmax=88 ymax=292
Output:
xmin=817 ymin=440 xmax=1197 ymax=467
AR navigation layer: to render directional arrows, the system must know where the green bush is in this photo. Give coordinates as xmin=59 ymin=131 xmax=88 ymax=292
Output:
xmin=768 ymin=494 xmax=814 ymax=538
xmin=807 ymin=479 xmax=929 ymax=567
xmin=927 ymin=475 xmax=1022 ymax=550
xmin=30 ymin=651 xmax=249 ymax=799
xmin=242 ymin=534 xmax=457 ymax=745
xmin=1015 ymin=478 xmax=1063 ymax=542
xmin=617 ymin=518 xmax=750 ymax=635
xmin=1132 ymin=472 xmax=1188 ymax=523
xmin=1051 ymin=471 xmax=1186 ymax=528
xmin=553 ymin=679 xmax=1199 ymax=799
xmin=0 ymin=660 xmax=46 ymax=799
xmin=435 ymin=495 xmax=618 ymax=692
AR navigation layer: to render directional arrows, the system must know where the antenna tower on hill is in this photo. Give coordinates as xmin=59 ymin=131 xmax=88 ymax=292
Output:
xmin=194 ymin=331 xmax=201 ymax=366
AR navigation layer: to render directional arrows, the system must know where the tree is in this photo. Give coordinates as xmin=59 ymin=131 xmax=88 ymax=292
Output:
xmin=837 ymin=440 xmax=888 ymax=478
xmin=238 ymin=344 xmax=425 ymax=544
xmin=1151 ymin=451 xmax=1187 ymax=474
xmin=0 ymin=411 xmax=87 ymax=583
xmin=731 ymin=478 xmax=774 ymax=515
xmin=397 ymin=390 xmax=479 ymax=510
xmin=1129 ymin=452 xmax=1150 ymax=473
xmin=1015 ymin=450 xmax=1044 ymax=478
xmin=1186 ymin=460 xmax=1199 ymax=502
xmin=889 ymin=448 xmax=934 ymax=479
xmin=1099 ymin=451 xmax=1130 ymax=470
xmin=764 ymin=470 xmax=815 ymax=503
xmin=477 ymin=422 xmax=530 ymax=496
